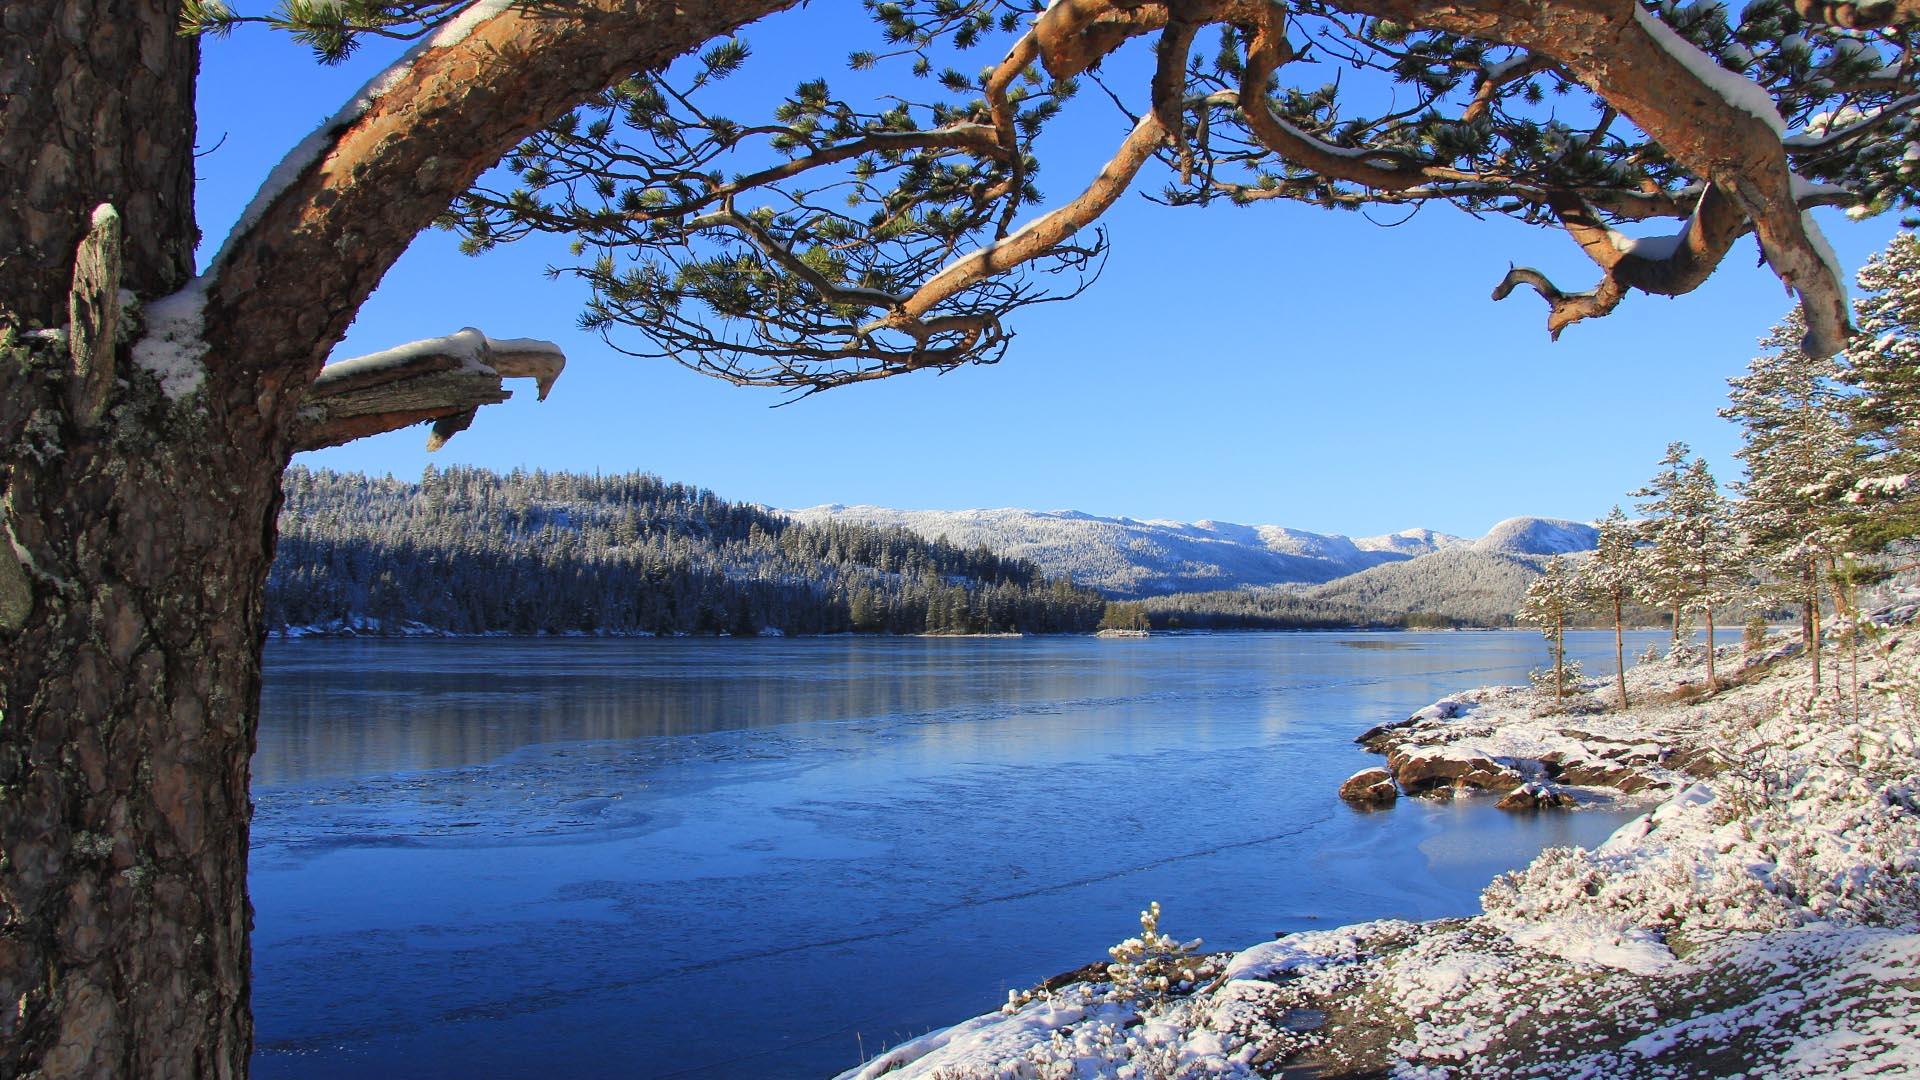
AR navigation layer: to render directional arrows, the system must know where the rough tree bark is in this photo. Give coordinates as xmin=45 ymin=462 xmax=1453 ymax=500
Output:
xmin=0 ymin=2 xmax=791 ymax=1076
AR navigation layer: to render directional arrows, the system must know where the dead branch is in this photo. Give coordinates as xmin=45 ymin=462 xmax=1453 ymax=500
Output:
xmin=293 ymin=328 xmax=565 ymax=452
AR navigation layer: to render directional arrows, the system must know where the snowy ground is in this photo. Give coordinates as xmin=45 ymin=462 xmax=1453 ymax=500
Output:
xmin=833 ymin=627 xmax=1920 ymax=1078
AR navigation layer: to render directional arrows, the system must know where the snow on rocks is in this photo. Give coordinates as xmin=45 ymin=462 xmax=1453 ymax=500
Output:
xmin=839 ymin=631 xmax=1920 ymax=1077
xmin=1338 ymin=767 xmax=1398 ymax=807
xmin=1387 ymin=743 xmax=1527 ymax=797
xmin=1495 ymin=781 xmax=1577 ymax=811
xmin=1351 ymin=653 xmax=1737 ymax=804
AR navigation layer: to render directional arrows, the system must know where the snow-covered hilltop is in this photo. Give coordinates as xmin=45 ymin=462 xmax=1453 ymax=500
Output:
xmin=778 ymin=506 xmax=1594 ymax=598
xmin=1472 ymin=516 xmax=1601 ymax=556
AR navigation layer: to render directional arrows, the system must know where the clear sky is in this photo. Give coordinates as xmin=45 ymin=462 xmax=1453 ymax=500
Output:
xmin=193 ymin=5 xmax=1904 ymax=539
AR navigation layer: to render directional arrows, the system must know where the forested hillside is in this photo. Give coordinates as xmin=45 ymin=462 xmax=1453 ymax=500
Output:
xmin=266 ymin=467 xmax=1106 ymax=636
xmin=1301 ymin=548 xmax=1550 ymax=627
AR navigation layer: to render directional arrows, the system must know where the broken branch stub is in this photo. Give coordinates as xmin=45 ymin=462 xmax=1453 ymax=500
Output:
xmin=68 ymin=204 xmax=123 ymax=428
xmin=293 ymin=328 xmax=566 ymax=452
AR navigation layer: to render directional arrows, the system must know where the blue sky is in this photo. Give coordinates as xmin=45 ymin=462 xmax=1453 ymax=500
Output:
xmin=194 ymin=5 xmax=1903 ymax=538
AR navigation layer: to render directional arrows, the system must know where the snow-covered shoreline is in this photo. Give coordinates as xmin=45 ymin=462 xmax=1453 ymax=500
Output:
xmin=835 ymin=628 xmax=1920 ymax=1078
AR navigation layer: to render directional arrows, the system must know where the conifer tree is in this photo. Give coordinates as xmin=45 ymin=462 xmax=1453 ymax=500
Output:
xmin=1580 ymin=506 xmax=1641 ymax=709
xmin=1634 ymin=445 xmax=1746 ymax=688
xmin=1518 ymin=555 xmax=1582 ymax=707
xmin=14 ymin=0 xmax=1920 ymax=1069
xmin=1632 ymin=441 xmax=1696 ymax=647
xmin=1675 ymin=457 xmax=1747 ymax=690
xmin=1723 ymin=309 xmax=1862 ymax=690
xmin=1844 ymin=230 xmax=1920 ymax=550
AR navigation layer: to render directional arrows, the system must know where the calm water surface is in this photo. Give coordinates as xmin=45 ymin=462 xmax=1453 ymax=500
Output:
xmin=250 ymin=630 xmax=1664 ymax=1079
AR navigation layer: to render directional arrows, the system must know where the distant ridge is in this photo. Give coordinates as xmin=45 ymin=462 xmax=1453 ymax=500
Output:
xmin=1472 ymin=516 xmax=1600 ymax=556
xmin=780 ymin=506 xmax=1595 ymax=599
xmin=1302 ymin=548 xmax=1552 ymax=627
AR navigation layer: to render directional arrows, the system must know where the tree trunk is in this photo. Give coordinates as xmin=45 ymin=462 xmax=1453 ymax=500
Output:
xmin=1829 ymin=559 xmax=1848 ymax=698
xmin=0 ymin=4 xmax=265 ymax=1076
xmin=0 ymin=0 xmax=198 ymax=323
xmin=1613 ymin=594 xmax=1628 ymax=709
xmin=1553 ymin=612 xmax=1565 ymax=705
xmin=1704 ymin=601 xmax=1717 ymax=691
xmin=1807 ymin=559 xmax=1822 ymax=692
xmin=3 ymin=3 xmax=796 ymax=1074
xmin=1 ymin=375 xmax=279 ymax=1078
xmin=1843 ymin=576 xmax=1858 ymax=718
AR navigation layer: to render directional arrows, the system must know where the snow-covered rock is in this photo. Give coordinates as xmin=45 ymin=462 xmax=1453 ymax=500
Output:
xmin=1338 ymin=767 xmax=1399 ymax=806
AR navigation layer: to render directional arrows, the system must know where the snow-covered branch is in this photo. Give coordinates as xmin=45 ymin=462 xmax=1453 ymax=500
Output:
xmin=294 ymin=329 xmax=564 ymax=451
xmin=192 ymin=0 xmax=794 ymax=408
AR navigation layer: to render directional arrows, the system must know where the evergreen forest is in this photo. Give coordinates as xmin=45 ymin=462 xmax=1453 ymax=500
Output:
xmin=266 ymin=466 xmax=1107 ymax=637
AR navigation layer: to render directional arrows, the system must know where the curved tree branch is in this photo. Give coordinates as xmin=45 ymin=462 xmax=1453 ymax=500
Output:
xmin=195 ymin=0 xmax=797 ymax=442
xmin=899 ymin=111 xmax=1167 ymax=321
xmin=1495 ymin=183 xmax=1747 ymax=337
xmin=1342 ymin=0 xmax=1854 ymax=353
xmin=1791 ymin=0 xmax=1920 ymax=30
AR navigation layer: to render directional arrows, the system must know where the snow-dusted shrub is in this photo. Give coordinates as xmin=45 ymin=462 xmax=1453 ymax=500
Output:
xmin=1105 ymin=902 xmax=1204 ymax=1003
xmin=1665 ymin=639 xmax=1705 ymax=666
xmin=1526 ymin=658 xmax=1584 ymax=709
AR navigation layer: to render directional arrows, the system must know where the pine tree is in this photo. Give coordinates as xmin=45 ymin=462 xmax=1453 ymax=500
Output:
xmin=1675 ymin=457 xmax=1747 ymax=690
xmin=1634 ymin=445 xmax=1747 ymax=688
xmin=1723 ymin=309 xmax=1862 ymax=690
xmin=1580 ymin=506 xmax=1641 ymax=709
xmin=13 ymin=0 xmax=1920 ymax=1064
xmin=1632 ymin=441 xmax=1696 ymax=647
xmin=1518 ymin=555 xmax=1583 ymax=707
xmin=1843 ymin=230 xmax=1920 ymax=550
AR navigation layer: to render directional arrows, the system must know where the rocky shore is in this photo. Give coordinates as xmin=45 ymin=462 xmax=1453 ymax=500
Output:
xmin=835 ymin=628 xmax=1920 ymax=1079
xmin=1334 ymin=643 xmax=1777 ymax=812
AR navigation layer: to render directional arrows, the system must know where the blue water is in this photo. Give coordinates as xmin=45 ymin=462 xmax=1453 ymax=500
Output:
xmin=249 ymin=630 xmax=1665 ymax=1078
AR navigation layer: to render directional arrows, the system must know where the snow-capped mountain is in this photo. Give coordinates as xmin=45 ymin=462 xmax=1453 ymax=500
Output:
xmin=780 ymin=506 xmax=1601 ymax=599
xmin=1471 ymin=516 xmax=1601 ymax=556
xmin=778 ymin=505 xmax=1491 ymax=597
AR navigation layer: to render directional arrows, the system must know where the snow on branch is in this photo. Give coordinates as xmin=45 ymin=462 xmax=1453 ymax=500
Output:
xmin=205 ymin=0 xmax=518 ymax=281
xmin=1492 ymin=184 xmax=1751 ymax=338
xmin=294 ymin=328 xmax=565 ymax=451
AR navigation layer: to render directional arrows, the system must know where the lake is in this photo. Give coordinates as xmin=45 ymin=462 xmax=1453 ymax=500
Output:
xmin=250 ymin=630 xmax=1666 ymax=1078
